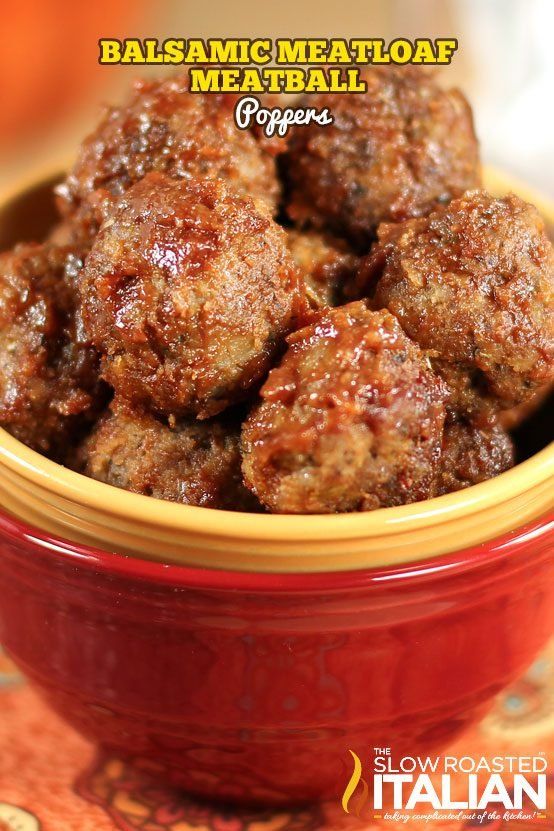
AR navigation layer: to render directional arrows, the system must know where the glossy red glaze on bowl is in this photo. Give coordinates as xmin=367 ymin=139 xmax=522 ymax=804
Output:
xmin=0 ymin=508 xmax=553 ymax=804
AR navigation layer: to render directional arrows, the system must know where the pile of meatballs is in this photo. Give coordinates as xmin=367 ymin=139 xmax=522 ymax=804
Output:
xmin=1 ymin=67 xmax=553 ymax=514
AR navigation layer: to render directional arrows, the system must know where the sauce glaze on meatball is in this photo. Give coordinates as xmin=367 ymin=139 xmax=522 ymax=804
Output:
xmin=241 ymin=301 xmax=447 ymax=514
xmin=78 ymin=173 xmax=306 ymax=419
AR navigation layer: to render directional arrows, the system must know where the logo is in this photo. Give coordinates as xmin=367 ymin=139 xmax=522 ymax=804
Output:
xmin=342 ymin=748 xmax=549 ymax=824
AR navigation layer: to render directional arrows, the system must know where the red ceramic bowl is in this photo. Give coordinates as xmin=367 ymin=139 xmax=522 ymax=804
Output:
xmin=0 ymin=166 xmax=552 ymax=806
xmin=0 ymin=508 xmax=553 ymax=805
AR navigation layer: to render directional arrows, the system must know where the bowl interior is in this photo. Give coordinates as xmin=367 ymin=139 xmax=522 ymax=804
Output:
xmin=0 ymin=174 xmax=62 ymax=250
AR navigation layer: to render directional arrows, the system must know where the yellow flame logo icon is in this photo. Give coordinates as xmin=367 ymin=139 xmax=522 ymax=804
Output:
xmin=342 ymin=750 xmax=369 ymax=817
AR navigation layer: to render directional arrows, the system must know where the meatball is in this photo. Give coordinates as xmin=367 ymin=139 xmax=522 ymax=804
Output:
xmin=77 ymin=399 xmax=259 ymax=511
xmin=436 ymin=421 xmax=514 ymax=495
xmin=0 ymin=243 xmax=103 ymax=458
xmin=47 ymin=221 xmax=78 ymax=247
xmin=241 ymin=302 xmax=447 ymax=514
xmin=366 ymin=191 xmax=554 ymax=423
xmin=78 ymin=173 xmax=306 ymax=419
xmin=57 ymin=73 xmax=281 ymax=241
xmin=287 ymin=229 xmax=360 ymax=308
xmin=498 ymin=382 xmax=553 ymax=431
xmin=284 ymin=66 xmax=480 ymax=249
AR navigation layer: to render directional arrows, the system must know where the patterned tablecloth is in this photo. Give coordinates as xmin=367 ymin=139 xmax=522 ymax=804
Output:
xmin=0 ymin=643 xmax=553 ymax=831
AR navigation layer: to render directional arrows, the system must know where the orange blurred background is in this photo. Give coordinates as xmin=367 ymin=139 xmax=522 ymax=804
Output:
xmin=1 ymin=2 xmax=138 ymax=149
xmin=1 ymin=0 xmax=552 ymax=195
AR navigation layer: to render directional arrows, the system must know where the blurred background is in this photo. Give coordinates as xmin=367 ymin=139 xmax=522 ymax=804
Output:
xmin=1 ymin=0 xmax=552 ymax=195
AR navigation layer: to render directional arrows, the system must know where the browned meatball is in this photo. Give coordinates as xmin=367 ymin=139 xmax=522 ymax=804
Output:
xmin=47 ymin=219 xmax=94 ymax=249
xmin=0 ymin=243 xmax=103 ymax=458
xmin=436 ymin=421 xmax=514 ymax=495
xmin=77 ymin=399 xmax=260 ymax=511
xmin=241 ymin=302 xmax=447 ymax=514
xmin=78 ymin=173 xmax=306 ymax=419
xmin=284 ymin=66 xmax=480 ymax=249
xmin=287 ymin=229 xmax=360 ymax=309
xmin=498 ymin=382 xmax=553 ymax=431
xmin=365 ymin=191 xmax=554 ymax=423
xmin=57 ymin=74 xmax=281 ymax=241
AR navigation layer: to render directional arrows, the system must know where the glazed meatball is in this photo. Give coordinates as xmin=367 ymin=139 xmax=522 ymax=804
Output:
xmin=57 ymin=74 xmax=281 ymax=241
xmin=365 ymin=191 xmax=554 ymax=423
xmin=241 ymin=302 xmax=447 ymax=514
xmin=284 ymin=66 xmax=480 ymax=249
xmin=78 ymin=173 xmax=306 ymax=419
xmin=77 ymin=399 xmax=259 ymax=511
xmin=0 ymin=243 xmax=103 ymax=458
xmin=498 ymin=382 xmax=553 ymax=431
xmin=436 ymin=421 xmax=514 ymax=495
xmin=47 ymin=221 xmax=77 ymax=247
xmin=287 ymin=229 xmax=360 ymax=308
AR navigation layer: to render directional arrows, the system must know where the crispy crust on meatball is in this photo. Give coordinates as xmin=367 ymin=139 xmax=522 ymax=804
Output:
xmin=365 ymin=191 xmax=554 ymax=423
xmin=57 ymin=74 xmax=281 ymax=241
xmin=436 ymin=421 xmax=514 ymax=495
xmin=0 ymin=242 xmax=103 ymax=458
xmin=78 ymin=173 xmax=306 ymax=419
xmin=283 ymin=66 xmax=480 ymax=249
xmin=287 ymin=228 xmax=360 ymax=309
xmin=76 ymin=399 xmax=260 ymax=511
xmin=241 ymin=302 xmax=447 ymax=514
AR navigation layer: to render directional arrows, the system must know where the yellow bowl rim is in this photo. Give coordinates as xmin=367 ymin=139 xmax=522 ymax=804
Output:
xmin=0 ymin=426 xmax=552 ymax=543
